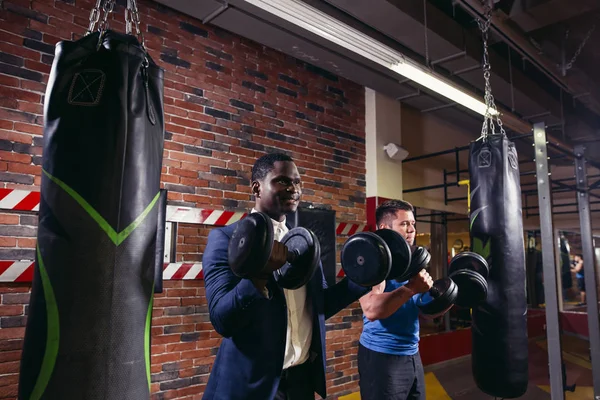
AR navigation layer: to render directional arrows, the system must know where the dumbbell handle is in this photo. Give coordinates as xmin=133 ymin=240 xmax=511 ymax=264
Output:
xmin=429 ymin=285 xmax=441 ymax=298
xmin=287 ymin=249 xmax=300 ymax=263
xmin=273 ymin=240 xmax=300 ymax=266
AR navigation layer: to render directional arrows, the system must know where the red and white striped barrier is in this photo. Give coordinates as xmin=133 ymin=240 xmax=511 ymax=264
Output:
xmin=0 ymin=189 xmax=369 ymax=283
xmin=0 ymin=261 xmax=202 ymax=283
xmin=0 ymin=189 xmax=369 ymax=233
xmin=0 ymin=189 xmax=40 ymax=212
xmin=162 ymin=262 xmax=204 ymax=280
xmin=336 ymin=222 xmax=368 ymax=235
xmin=0 ymin=261 xmax=352 ymax=282
xmin=166 ymin=205 xmax=246 ymax=226
xmin=0 ymin=260 xmax=34 ymax=282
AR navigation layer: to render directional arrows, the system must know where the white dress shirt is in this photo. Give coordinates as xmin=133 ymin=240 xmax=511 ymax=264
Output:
xmin=251 ymin=209 xmax=313 ymax=369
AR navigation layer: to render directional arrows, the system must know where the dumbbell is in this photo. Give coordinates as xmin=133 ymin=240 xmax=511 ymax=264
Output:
xmin=416 ymin=251 xmax=489 ymax=313
xmin=341 ymin=230 xmax=488 ymax=313
xmin=341 ymin=229 xmax=457 ymax=312
xmin=228 ymin=211 xmax=321 ymax=290
xmin=340 ymin=229 xmax=414 ymax=287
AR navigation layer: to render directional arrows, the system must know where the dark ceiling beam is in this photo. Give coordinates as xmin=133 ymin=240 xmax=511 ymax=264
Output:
xmin=455 ymin=0 xmax=600 ymax=117
xmin=508 ymin=0 xmax=600 ymax=33
xmin=387 ymin=0 xmax=598 ymax=137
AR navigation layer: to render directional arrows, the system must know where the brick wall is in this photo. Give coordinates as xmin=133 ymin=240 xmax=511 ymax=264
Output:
xmin=0 ymin=0 xmax=366 ymax=399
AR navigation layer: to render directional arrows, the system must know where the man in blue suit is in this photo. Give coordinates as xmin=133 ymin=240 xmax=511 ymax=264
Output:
xmin=202 ymin=153 xmax=369 ymax=400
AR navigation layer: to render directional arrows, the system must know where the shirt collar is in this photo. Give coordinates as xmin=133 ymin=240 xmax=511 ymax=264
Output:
xmin=251 ymin=208 xmax=287 ymax=230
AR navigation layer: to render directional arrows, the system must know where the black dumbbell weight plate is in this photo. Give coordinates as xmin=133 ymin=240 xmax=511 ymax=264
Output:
xmin=276 ymin=227 xmax=321 ymax=290
xmin=341 ymin=232 xmax=392 ymax=287
xmin=402 ymin=246 xmax=431 ymax=281
xmin=416 ymin=278 xmax=457 ymax=315
xmin=228 ymin=212 xmax=274 ymax=278
xmin=373 ymin=229 xmax=412 ymax=282
xmin=449 ymin=269 xmax=488 ymax=308
xmin=448 ymin=251 xmax=489 ymax=280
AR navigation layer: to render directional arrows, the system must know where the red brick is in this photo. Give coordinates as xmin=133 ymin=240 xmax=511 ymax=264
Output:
xmin=0 ymin=42 xmax=39 ymax=62
xmin=151 ymin=352 xmax=180 ymax=364
xmin=169 ymin=151 xmax=199 ymax=163
xmin=0 ymin=328 xmax=24 ymax=340
xmin=0 ymin=75 xmax=19 ymax=88
xmin=0 ymin=306 xmax=23 ymax=317
xmin=0 ymin=130 xmax=32 ymax=145
xmin=180 ymin=349 xmax=212 ymax=360
xmin=166 ymin=342 xmax=196 ymax=353
xmin=150 ymin=344 xmax=167 ymax=355
xmin=0 ymin=351 xmax=21 ymax=363
xmin=7 ymin=162 xmax=40 ymax=175
xmin=0 ymin=383 xmax=17 ymax=398
xmin=154 ymin=298 xmax=181 ymax=308
xmin=23 ymin=59 xmax=51 ymax=75
xmin=152 ymin=316 xmax=184 ymax=326
xmin=0 ymin=374 xmax=19 ymax=387
xmin=0 ymin=151 xmax=31 ymax=164
xmin=0 ymin=87 xmax=40 ymax=104
xmin=0 ymin=237 xmax=17 ymax=247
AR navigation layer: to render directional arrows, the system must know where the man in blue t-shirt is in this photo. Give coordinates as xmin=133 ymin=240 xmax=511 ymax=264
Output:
xmin=357 ymin=199 xmax=450 ymax=400
xmin=571 ymin=254 xmax=586 ymax=306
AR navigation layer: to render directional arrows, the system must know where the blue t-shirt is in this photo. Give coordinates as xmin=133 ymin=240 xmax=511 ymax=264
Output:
xmin=359 ymin=280 xmax=421 ymax=356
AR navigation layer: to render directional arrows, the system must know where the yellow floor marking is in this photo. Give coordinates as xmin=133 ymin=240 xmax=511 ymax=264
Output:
xmin=338 ymin=392 xmax=361 ymax=400
xmin=425 ymin=372 xmax=452 ymax=400
xmin=539 ymin=385 xmax=595 ymax=400
xmin=339 ymin=372 xmax=451 ymax=400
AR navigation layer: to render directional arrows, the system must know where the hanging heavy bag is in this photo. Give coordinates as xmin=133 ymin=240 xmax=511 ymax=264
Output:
xmin=469 ymin=134 xmax=528 ymax=398
xmin=18 ymin=1 xmax=165 ymax=399
xmin=559 ymin=234 xmax=573 ymax=292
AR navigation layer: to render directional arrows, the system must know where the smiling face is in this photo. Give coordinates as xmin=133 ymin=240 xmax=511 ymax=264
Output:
xmin=252 ymin=160 xmax=301 ymax=222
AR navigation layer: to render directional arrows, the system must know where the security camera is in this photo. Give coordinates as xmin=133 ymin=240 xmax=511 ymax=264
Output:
xmin=383 ymin=143 xmax=409 ymax=161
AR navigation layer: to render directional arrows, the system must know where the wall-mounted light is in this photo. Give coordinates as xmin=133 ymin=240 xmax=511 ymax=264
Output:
xmin=383 ymin=143 xmax=409 ymax=161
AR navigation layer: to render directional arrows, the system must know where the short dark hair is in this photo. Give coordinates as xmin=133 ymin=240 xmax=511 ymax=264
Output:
xmin=251 ymin=153 xmax=293 ymax=182
xmin=376 ymin=199 xmax=414 ymax=226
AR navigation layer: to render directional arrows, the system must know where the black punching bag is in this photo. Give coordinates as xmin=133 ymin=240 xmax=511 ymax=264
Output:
xmin=469 ymin=134 xmax=528 ymax=398
xmin=18 ymin=29 xmax=164 ymax=400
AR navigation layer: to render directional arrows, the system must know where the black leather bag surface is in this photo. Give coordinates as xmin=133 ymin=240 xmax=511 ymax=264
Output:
xmin=19 ymin=28 xmax=165 ymax=400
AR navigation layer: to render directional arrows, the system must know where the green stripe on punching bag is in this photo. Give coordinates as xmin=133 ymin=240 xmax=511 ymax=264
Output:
xmin=29 ymin=245 xmax=59 ymax=400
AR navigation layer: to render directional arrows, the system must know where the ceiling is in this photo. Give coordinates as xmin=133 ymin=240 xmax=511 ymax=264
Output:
xmin=155 ymin=0 xmax=600 ymax=165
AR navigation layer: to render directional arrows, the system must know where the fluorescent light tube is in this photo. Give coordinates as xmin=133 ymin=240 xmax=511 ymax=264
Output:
xmin=390 ymin=60 xmax=495 ymax=116
xmin=243 ymin=0 xmax=498 ymax=116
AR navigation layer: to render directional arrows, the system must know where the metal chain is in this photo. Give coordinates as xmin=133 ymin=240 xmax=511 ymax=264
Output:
xmin=565 ymin=25 xmax=596 ymax=71
xmin=98 ymin=0 xmax=116 ymax=35
xmin=125 ymin=0 xmax=133 ymax=35
xmin=124 ymin=0 xmax=147 ymax=52
xmin=87 ymin=0 xmax=103 ymax=35
xmin=476 ymin=0 xmax=505 ymax=139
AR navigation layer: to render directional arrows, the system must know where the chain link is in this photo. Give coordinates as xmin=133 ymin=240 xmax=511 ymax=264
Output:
xmin=565 ymin=25 xmax=595 ymax=71
xmin=86 ymin=0 xmax=103 ymax=35
xmin=476 ymin=0 xmax=505 ymax=140
xmin=85 ymin=0 xmax=146 ymax=53
xmin=129 ymin=0 xmax=146 ymax=52
xmin=98 ymin=0 xmax=116 ymax=35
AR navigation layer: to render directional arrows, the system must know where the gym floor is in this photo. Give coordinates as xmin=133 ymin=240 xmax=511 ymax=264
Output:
xmin=339 ymin=334 xmax=593 ymax=400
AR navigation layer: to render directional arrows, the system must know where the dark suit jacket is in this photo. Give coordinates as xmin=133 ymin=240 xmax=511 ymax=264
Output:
xmin=201 ymin=220 xmax=369 ymax=400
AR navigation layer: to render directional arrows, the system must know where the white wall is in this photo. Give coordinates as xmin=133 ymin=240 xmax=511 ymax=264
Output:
xmin=365 ymin=88 xmax=404 ymax=200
